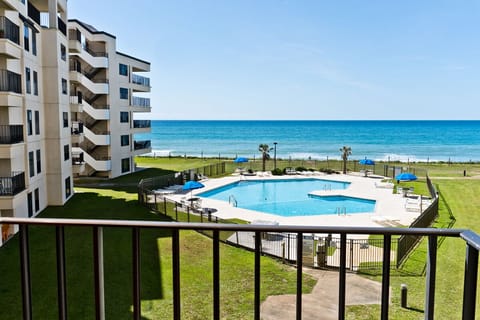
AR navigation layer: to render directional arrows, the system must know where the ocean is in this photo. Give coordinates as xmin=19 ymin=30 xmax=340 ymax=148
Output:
xmin=135 ymin=120 xmax=480 ymax=162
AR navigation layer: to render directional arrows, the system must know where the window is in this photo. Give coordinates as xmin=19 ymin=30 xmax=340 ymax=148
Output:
xmin=34 ymin=188 xmax=39 ymax=212
xmin=32 ymin=30 xmax=36 ymax=55
xmin=65 ymin=177 xmax=71 ymax=198
xmin=27 ymin=192 xmax=33 ymax=217
xmin=24 ymin=24 xmax=29 ymax=51
xmin=121 ymin=158 xmax=130 ymax=173
xmin=36 ymin=149 xmax=41 ymax=174
xmin=121 ymin=135 xmax=129 ymax=146
xmin=29 ymin=151 xmax=34 ymax=177
xmin=60 ymin=44 xmax=66 ymax=61
xmin=119 ymin=63 xmax=128 ymax=76
xmin=33 ymin=71 xmax=38 ymax=95
xmin=34 ymin=110 xmax=40 ymax=135
xmin=64 ymin=144 xmax=69 ymax=161
xmin=120 ymin=112 xmax=129 ymax=123
xmin=61 ymin=78 xmax=67 ymax=94
xmin=25 ymin=67 xmax=31 ymax=94
xmin=120 ymin=87 xmax=128 ymax=100
xmin=63 ymin=112 xmax=68 ymax=128
xmin=27 ymin=110 xmax=32 ymax=135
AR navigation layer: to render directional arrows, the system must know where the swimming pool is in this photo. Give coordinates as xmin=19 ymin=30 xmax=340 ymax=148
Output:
xmin=198 ymin=179 xmax=376 ymax=217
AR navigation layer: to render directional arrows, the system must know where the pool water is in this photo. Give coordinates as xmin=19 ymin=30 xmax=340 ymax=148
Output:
xmin=198 ymin=179 xmax=376 ymax=217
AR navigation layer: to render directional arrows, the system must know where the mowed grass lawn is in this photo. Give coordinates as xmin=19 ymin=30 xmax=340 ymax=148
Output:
xmin=0 ymin=188 xmax=315 ymax=319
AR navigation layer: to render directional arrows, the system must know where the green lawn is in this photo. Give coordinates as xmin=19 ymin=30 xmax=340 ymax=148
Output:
xmin=0 ymin=188 xmax=315 ymax=319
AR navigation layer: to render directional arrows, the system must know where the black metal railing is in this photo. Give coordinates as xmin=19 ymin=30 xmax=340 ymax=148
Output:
xmin=0 ymin=125 xmax=23 ymax=144
xmin=133 ymin=120 xmax=151 ymax=129
xmin=0 ymin=16 xmax=20 ymax=44
xmin=68 ymin=28 xmax=81 ymax=42
xmin=27 ymin=2 xmax=40 ymax=25
xmin=69 ymin=92 xmax=82 ymax=105
xmin=0 ymin=217 xmax=478 ymax=320
xmin=57 ymin=16 xmax=66 ymax=36
xmin=71 ymin=122 xmax=84 ymax=135
xmin=134 ymin=140 xmax=151 ymax=150
xmin=72 ymin=152 xmax=84 ymax=165
xmin=0 ymin=69 xmax=22 ymax=93
xmin=0 ymin=171 xmax=25 ymax=196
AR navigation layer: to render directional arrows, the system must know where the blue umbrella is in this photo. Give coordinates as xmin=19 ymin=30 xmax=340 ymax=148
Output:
xmin=359 ymin=159 xmax=375 ymax=165
xmin=395 ymin=172 xmax=417 ymax=181
xmin=183 ymin=180 xmax=205 ymax=191
xmin=233 ymin=157 xmax=249 ymax=163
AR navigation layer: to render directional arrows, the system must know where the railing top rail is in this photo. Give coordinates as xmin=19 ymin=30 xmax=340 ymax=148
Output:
xmin=460 ymin=230 xmax=480 ymax=250
xmin=0 ymin=217 xmax=468 ymax=236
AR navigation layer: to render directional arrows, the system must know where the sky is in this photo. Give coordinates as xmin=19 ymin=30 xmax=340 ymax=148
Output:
xmin=68 ymin=1 xmax=480 ymax=120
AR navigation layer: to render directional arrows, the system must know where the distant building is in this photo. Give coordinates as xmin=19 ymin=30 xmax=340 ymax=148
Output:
xmin=68 ymin=19 xmax=151 ymax=178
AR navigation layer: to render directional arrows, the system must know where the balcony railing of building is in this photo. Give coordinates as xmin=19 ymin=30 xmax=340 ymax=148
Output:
xmin=0 ymin=217 xmax=479 ymax=320
xmin=27 ymin=2 xmax=40 ymax=25
xmin=131 ymin=96 xmax=150 ymax=108
xmin=68 ymin=28 xmax=81 ymax=42
xmin=0 ymin=125 xmax=23 ymax=144
xmin=134 ymin=140 xmax=151 ymax=150
xmin=0 ymin=16 xmax=20 ymax=45
xmin=72 ymin=151 xmax=84 ymax=165
xmin=133 ymin=120 xmax=151 ymax=129
xmin=0 ymin=69 xmax=21 ymax=93
xmin=69 ymin=92 xmax=83 ymax=105
xmin=71 ymin=121 xmax=84 ymax=135
xmin=38 ymin=11 xmax=67 ymax=37
xmin=69 ymin=60 xmax=109 ymax=84
xmin=132 ymin=74 xmax=150 ymax=87
xmin=0 ymin=171 xmax=25 ymax=196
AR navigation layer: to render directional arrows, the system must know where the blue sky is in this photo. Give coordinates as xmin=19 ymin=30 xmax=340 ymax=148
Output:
xmin=69 ymin=1 xmax=480 ymax=120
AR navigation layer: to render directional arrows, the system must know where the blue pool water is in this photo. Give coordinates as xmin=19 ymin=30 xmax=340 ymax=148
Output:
xmin=198 ymin=179 xmax=376 ymax=217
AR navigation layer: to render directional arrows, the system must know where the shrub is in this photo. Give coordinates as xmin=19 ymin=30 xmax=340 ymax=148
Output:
xmin=295 ymin=166 xmax=307 ymax=172
xmin=271 ymin=168 xmax=283 ymax=175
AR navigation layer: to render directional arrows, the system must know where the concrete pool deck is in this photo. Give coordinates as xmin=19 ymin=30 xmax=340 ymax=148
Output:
xmin=166 ymin=172 xmax=425 ymax=230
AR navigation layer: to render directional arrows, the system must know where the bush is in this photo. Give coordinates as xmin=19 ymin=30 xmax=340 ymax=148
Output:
xmin=271 ymin=168 xmax=283 ymax=175
xmin=295 ymin=166 xmax=307 ymax=172
xmin=319 ymin=168 xmax=336 ymax=174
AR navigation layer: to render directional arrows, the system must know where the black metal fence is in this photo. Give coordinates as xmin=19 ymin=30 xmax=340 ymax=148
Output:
xmin=0 ymin=171 xmax=26 ymax=196
xmin=0 ymin=217 xmax=478 ymax=320
xmin=0 ymin=16 xmax=20 ymax=44
xmin=0 ymin=125 xmax=23 ymax=144
xmin=0 ymin=69 xmax=22 ymax=93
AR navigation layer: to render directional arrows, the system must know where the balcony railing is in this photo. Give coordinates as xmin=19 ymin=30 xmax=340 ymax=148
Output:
xmin=131 ymin=96 xmax=150 ymax=108
xmin=72 ymin=151 xmax=84 ymax=165
xmin=133 ymin=120 xmax=151 ymax=129
xmin=134 ymin=140 xmax=151 ymax=150
xmin=71 ymin=121 xmax=84 ymax=135
xmin=132 ymin=74 xmax=150 ymax=87
xmin=69 ymin=92 xmax=82 ymax=105
xmin=27 ymin=2 xmax=40 ymax=25
xmin=0 ymin=125 xmax=23 ymax=144
xmin=0 ymin=171 xmax=25 ymax=196
xmin=0 ymin=69 xmax=21 ymax=93
xmin=0 ymin=16 xmax=20 ymax=45
xmin=0 ymin=217 xmax=478 ymax=320
xmin=68 ymin=28 xmax=81 ymax=42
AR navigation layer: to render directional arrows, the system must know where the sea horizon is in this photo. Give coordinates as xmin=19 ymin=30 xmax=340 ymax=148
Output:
xmin=135 ymin=120 xmax=480 ymax=163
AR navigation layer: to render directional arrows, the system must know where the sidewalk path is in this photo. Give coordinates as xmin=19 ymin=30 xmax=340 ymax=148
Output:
xmin=261 ymin=268 xmax=383 ymax=320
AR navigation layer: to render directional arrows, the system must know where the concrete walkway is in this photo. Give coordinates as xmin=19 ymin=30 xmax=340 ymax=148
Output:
xmin=261 ymin=268 xmax=383 ymax=320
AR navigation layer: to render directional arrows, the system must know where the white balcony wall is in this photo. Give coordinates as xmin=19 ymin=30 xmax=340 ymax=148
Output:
xmin=69 ymin=71 xmax=109 ymax=94
xmin=83 ymin=127 xmax=110 ymax=145
xmin=82 ymin=100 xmax=110 ymax=120
xmin=71 ymin=50 xmax=108 ymax=69
xmin=72 ymin=147 xmax=111 ymax=171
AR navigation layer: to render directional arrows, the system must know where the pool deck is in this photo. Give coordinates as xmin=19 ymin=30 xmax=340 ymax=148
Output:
xmin=166 ymin=172 xmax=425 ymax=230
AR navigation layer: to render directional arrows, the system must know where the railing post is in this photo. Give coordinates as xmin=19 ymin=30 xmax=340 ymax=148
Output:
xmin=338 ymin=234 xmax=347 ymax=320
xmin=462 ymin=243 xmax=479 ymax=320
xmin=296 ymin=232 xmax=303 ymax=320
xmin=213 ymin=230 xmax=220 ymax=320
xmin=93 ymin=227 xmax=105 ymax=320
xmin=425 ymin=235 xmax=437 ymax=320
xmin=19 ymin=224 xmax=32 ymax=320
xmin=56 ymin=226 xmax=67 ymax=320
xmin=381 ymin=235 xmax=392 ymax=320
xmin=254 ymin=231 xmax=261 ymax=320
xmin=132 ymin=227 xmax=141 ymax=320
xmin=172 ymin=230 xmax=181 ymax=320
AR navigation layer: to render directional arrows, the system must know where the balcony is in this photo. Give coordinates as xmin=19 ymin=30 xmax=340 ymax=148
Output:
xmin=0 ymin=216 xmax=478 ymax=319
xmin=0 ymin=171 xmax=25 ymax=196
xmin=134 ymin=139 xmax=151 ymax=151
xmin=0 ymin=125 xmax=23 ymax=144
xmin=130 ymin=96 xmax=151 ymax=112
xmin=69 ymin=94 xmax=83 ymax=113
xmin=71 ymin=121 xmax=84 ymax=144
xmin=133 ymin=120 xmax=151 ymax=128
xmin=131 ymin=74 xmax=150 ymax=92
xmin=0 ymin=69 xmax=21 ymax=94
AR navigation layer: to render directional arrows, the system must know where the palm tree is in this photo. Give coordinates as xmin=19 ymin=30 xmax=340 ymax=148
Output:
xmin=258 ymin=144 xmax=273 ymax=171
xmin=340 ymin=146 xmax=352 ymax=174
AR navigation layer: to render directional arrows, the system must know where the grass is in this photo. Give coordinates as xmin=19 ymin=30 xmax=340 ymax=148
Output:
xmin=0 ymin=187 xmax=315 ymax=319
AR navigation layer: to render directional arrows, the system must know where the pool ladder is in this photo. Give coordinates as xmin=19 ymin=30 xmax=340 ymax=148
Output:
xmin=336 ymin=207 xmax=346 ymax=216
xmin=229 ymin=195 xmax=238 ymax=207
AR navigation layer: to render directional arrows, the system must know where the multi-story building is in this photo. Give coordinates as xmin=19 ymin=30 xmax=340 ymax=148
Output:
xmin=68 ymin=19 xmax=151 ymax=178
xmin=0 ymin=0 xmax=72 ymax=242
xmin=1 ymin=1 xmax=151 ymax=244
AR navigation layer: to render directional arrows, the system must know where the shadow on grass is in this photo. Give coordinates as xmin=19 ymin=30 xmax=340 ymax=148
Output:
xmin=0 ymin=191 xmax=173 ymax=320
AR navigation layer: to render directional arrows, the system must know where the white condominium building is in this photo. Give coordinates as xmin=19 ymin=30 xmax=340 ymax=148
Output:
xmin=0 ymin=1 xmax=152 ymax=245
xmin=68 ymin=19 xmax=151 ymax=178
